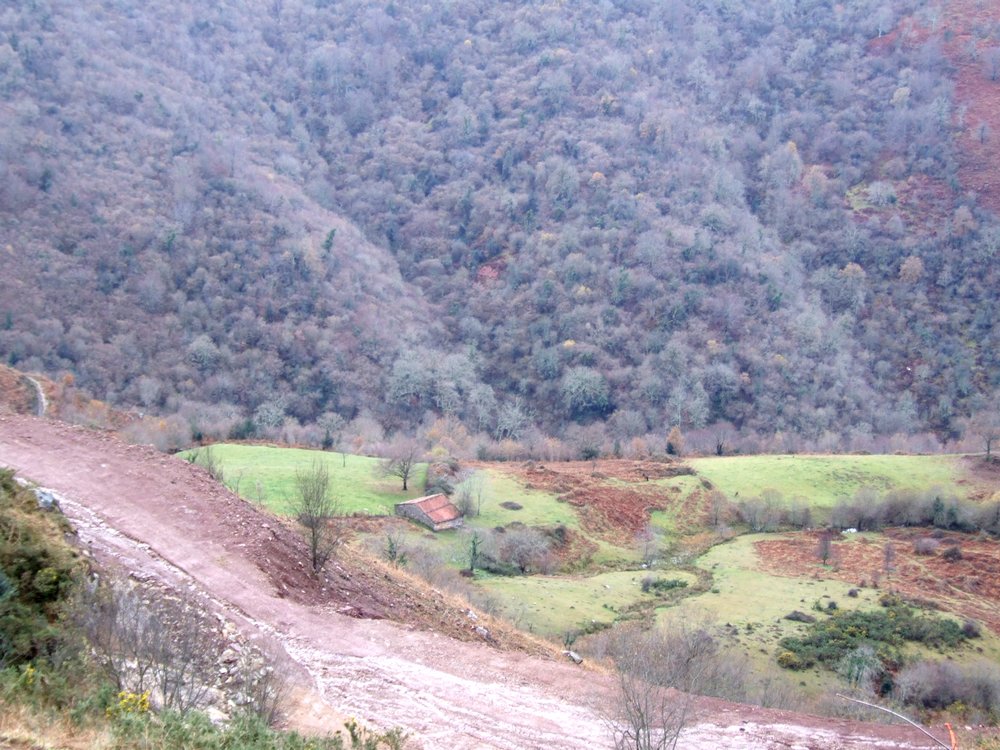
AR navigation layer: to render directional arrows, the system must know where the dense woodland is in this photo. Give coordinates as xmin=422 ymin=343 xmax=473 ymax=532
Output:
xmin=1 ymin=0 xmax=999 ymax=453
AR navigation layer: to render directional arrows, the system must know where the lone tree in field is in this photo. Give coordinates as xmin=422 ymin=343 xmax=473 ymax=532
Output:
xmin=378 ymin=436 xmax=424 ymax=491
xmin=467 ymin=530 xmax=482 ymax=574
xmin=817 ymin=532 xmax=834 ymax=566
xmin=967 ymin=403 xmax=1000 ymax=462
xmin=292 ymin=459 xmax=340 ymax=573
xmin=455 ymin=469 xmax=486 ymax=517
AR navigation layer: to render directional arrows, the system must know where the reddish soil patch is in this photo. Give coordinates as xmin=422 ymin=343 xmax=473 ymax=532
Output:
xmin=961 ymin=454 xmax=1000 ymax=501
xmin=755 ymin=529 xmax=1000 ymax=634
xmin=547 ymin=525 xmax=600 ymax=570
xmin=563 ymin=485 xmax=668 ymax=541
xmin=500 ymin=459 xmax=693 ymax=543
xmin=0 ymin=366 xmax=34 ymax=415
xmin=942 ymin=0 xmax=1000 ymax=215
xmin=867 ymin=6 xmax=1000 ymax=215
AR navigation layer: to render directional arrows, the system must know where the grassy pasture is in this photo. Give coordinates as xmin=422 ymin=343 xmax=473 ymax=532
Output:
xmin=178 ymin=444 xmax=998 ymax=664
xmin=178 ymin=443 xmax=427 ymax=515
xmin=670 ymin=534 xmax=882 ymax=626
xmin=479 ymin=569 xmax=699 ymax=638
xmin=470 ymin=472 xmax=579 ymax=530
xmin=667 ymin=533 xmax=1000 ymax=691
xmin=689 ymin=454 xmax=965 ymax=508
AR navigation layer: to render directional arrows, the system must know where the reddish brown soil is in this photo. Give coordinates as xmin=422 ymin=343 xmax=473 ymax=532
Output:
xmin=0 ymin=416 xmax=951 ymax=748
xmin=756 ymin=529 xmax=1000 ymax=634
xmin=871 ymin=2 xmax=1000 ymax=214
xmin=0 ymin=366 xmax=36 ymax=415
xmin=962 ymin=454 xmax=1000 ymax=501
xmin=942 ymin=0 xmax=1000 ymax=215
xmin=548 ymin=525 xmax=600 ymax=569
xmin=498 ymin=459 xmax=694 ymax=544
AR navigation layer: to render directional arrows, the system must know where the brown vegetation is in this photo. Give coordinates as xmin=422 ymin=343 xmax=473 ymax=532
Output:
xmin=500 ymin=459 xmax=693 ymax=543
xmin=0 ymin=366 xmax=35 ymax=415
xmin=756 ymin=529 xmax=1000 ymax=634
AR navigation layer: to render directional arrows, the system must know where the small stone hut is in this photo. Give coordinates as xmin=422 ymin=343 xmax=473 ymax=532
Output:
xmin=394 ymin=493 xmax=464 ymax=532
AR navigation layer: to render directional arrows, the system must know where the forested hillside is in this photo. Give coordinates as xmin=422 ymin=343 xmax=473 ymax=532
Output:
xmin=1 ymin=0 xmax=998 ymax=451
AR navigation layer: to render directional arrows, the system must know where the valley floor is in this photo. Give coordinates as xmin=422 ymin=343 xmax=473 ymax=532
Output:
xmin=0 ymin=415 xmax=951 ymax=749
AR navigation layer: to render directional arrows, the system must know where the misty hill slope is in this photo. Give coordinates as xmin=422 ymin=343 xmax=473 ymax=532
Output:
xmin=0 ymin=0 xmax=998 ymax=445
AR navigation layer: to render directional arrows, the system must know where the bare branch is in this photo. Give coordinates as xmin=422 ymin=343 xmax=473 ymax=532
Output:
xmin=835 ymin=694 xmax=952 ymax=750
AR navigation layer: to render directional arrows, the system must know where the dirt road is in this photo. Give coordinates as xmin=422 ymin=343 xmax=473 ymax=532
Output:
xmin=0 ymin=415 xmax=943 ymax=749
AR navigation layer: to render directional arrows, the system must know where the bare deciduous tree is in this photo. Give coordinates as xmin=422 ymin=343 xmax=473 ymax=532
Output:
xmin=604 ymin=621 xmax=722 ymax=750
xmin=817 ymin=532 xmax=834 ymax=565
xmin=192 ymin=445 xmax=225 ymax=483
xmin=292 ymin=459 xmax=341 ymax=573
xmin=708 ymin=490 xmax=729 ymax=528
xmin=77 ymin=577 xmax=217 ymax=712
xmin=497 ymin=527 xmax=553 ymax=574
xmin=378 ymin=436 xmax=424 ymax=491
xmin=967 ymin=404 xmax=1000 ymax=461
xmin=883 ymin=541 xmax=896 ymax=574
xmin=455 ymin=470 xmax=486 ymax=517
xmin=635 ymin=523 xmax=660 ymax=565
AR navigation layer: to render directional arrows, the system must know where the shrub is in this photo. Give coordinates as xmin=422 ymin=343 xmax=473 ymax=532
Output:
xmin=776 ymin=650 xmax=804 ymax=669
xmin=895 ymin=660 xmax=1000 ymax=718
xmin=913 ymin=537 xmax=940 ymax=555
xmin=784 ymin=610 xmax=816 ymax=623
xmin=836 ymin=645 xmax=884 ymax=689
xmin=0 ymin=471 xmax=80 ymax=668
xmin=963 ymin=619 xmax=982 ymax=639
xmin=942 ymin=544 xmax=963 ymax=561
xmin=777 ymin=598 xmax=969 ymax=673
xmin=641 ymin=577 xmax=689 ymax=594
xmin=494 ymin=527 xmax=554 ymax=575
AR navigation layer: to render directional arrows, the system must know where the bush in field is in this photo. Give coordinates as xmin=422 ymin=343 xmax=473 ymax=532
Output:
xmin=640 ymin=577 xmax=689 ymax=594
xmin=777 ymin=597 xmax=967 ymax=672
xmin=912 ymin=537 xmax=940 ymax=555
xmin=836 ymin=645 xmax=884 ymax=690
xmin=894 ymin=660 xmax=1000 ymax=719
xmin=941 ymin=544 xmax=963 ymax=561
xmin=495 ymin=527 xmax=555 ymax=575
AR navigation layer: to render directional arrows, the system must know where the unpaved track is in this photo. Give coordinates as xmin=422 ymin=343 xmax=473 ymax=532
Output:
xmin=0 ymin=415 xmax=940 ymax=749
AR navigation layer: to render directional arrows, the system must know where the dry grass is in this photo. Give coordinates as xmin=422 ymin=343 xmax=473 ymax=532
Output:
xmin=0 ymin=701 xmax=108 ymax=750
xmin=359 ymin=548 xmax=574 ymax=661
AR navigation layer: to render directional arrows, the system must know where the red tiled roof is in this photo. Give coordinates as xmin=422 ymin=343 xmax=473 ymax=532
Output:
xmin=398 ymin=493 xmax=462 ymax=524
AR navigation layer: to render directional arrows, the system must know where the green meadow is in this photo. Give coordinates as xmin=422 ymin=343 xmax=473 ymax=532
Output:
xmin=470 ymin=472 xmax=579 ymax=530
xmin=668 ymin=534 xmax=881 ymax=626
xmin=667 ymin=533 xmax=1000 ymax=691
xmin=179 ymin=443 xmax=428 ymax=515
xmin=179 ymin=444 xmax=997 ymax=668
xmin=478 ymin=569 xmax=699 ymax=638
xmin=688 ymin=454 xmax=966 ymax=509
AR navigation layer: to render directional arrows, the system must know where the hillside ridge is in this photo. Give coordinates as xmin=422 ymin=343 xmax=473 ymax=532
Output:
xmin=0 ymin=0 xmax=997 ymax=449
